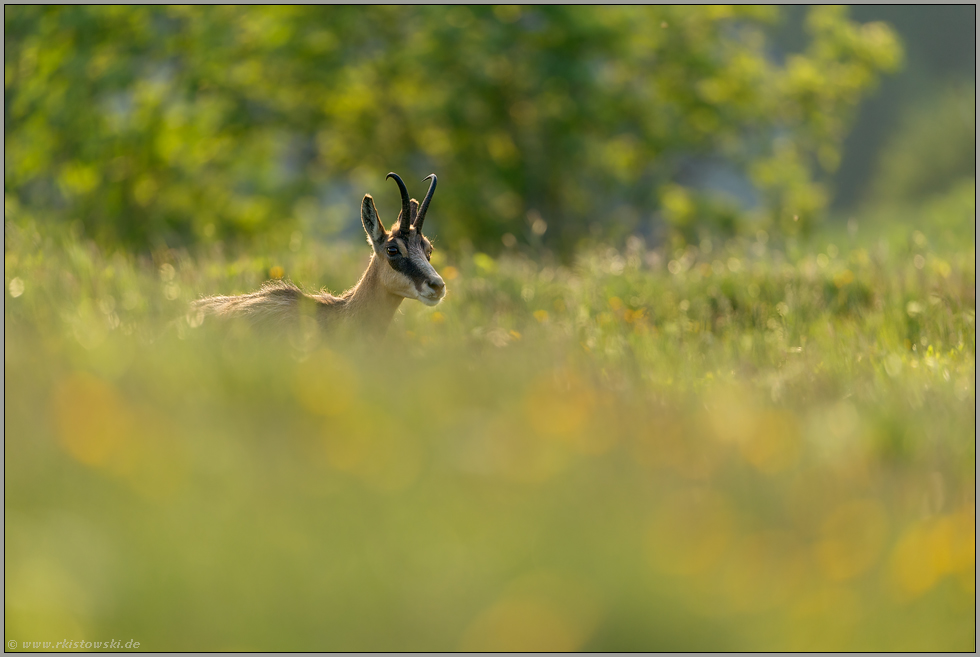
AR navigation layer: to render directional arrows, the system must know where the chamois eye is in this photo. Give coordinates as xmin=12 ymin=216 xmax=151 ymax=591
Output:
xmin=386 ymin=245 xmax=399 ymax=257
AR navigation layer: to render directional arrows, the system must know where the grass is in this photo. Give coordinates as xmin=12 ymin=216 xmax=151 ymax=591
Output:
xmin=4 ymin=209 xmax=975 ymax=651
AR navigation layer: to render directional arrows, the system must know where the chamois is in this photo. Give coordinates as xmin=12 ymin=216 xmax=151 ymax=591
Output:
xmin=193 ymin=173 xmax=446 ymax=337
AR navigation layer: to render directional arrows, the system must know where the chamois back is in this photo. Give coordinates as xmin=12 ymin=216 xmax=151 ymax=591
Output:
xmin=194 ymin=280 xmax=342 ymax=331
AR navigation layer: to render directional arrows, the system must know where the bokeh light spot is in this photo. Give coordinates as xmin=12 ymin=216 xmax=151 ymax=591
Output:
xmin=293 ymin=348 xmax=358 ymax=417
xmin=646 ymin=488 xmax=734 ymax=576
xmin=814 ymin=499 xmax=888 ymax=581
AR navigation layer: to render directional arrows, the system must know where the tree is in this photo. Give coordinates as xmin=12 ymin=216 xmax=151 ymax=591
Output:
xmin=4 ymin=6 xmax=901 ymax=253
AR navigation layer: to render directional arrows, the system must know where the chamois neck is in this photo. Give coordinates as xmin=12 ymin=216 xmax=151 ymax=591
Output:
xmin=341 ymin=253 xmax=404 ymax=334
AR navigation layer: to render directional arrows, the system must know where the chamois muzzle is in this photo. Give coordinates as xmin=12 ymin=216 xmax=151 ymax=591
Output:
xmin=419 ymin=276 xmax=446 ymax=306
xmin=428 ymin=279 xmax=445 ymax=293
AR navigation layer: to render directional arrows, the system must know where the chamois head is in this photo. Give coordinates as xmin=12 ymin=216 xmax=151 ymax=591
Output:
xmin=360 ymin=173 xmax=446 ymax=307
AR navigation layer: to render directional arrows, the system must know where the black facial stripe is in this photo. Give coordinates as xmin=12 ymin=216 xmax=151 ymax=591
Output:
xmin=390 ymin=253 xmax=431 ymax=291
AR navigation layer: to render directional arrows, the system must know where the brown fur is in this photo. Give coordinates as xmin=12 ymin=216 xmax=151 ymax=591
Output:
xmin=193 ymin=257 xmax=405 ymax=337
xmin=193 ymin=176 xmax=445 ymax=338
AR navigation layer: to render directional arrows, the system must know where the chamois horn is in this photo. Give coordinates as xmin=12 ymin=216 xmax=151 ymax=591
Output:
xmin=414 ymin=174 xmax=437 ymax=232
xmin=386 ymin=172 xmax=412 ymax=233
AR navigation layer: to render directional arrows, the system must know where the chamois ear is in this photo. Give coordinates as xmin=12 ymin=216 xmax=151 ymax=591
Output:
xmin=361 ymin=194 xmax=386 ymax=248
xmin=393 ymin=199 xmax=419 ymax=235
xmin=409 ymin=199 xmax=420 ymax=226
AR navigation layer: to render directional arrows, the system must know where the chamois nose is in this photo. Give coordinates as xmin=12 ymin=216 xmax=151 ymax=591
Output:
xmin=427 ymin=279 xmax=445 ymax=296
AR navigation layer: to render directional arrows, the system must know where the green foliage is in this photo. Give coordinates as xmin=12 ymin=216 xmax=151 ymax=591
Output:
xmin=867 ymin=82 xmax=975 ymax=206
xmin=5 ymin=6 xmax=901 ymax=253
xmin=5 ymin=211 xmax=974 ymax=650
xmin=849 ymin=81 xmax=975 ymax=254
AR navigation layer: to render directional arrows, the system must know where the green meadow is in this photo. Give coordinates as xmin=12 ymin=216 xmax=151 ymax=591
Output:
xmin=4 ymin=5 xmax=976 ymax=652
xmin=5 ymin=201 xmax=975 ymax=650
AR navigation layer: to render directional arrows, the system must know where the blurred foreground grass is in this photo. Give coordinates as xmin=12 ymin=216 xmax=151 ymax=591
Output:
xmin=4 ymin=215 xmax=975 ymax=651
